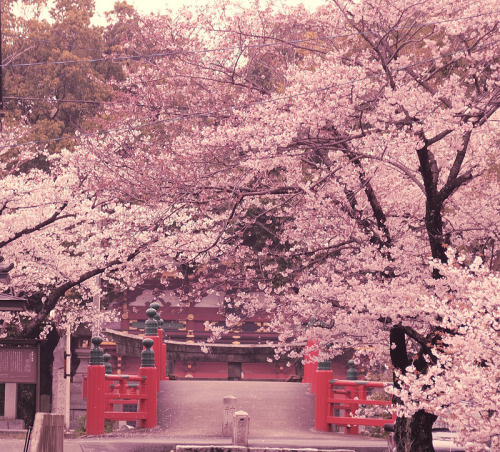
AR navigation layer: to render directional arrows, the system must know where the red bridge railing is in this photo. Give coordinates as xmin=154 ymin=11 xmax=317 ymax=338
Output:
xmin=83 ymin=304 xmax=167 ymax=435
xmin=326 ymin=379 xmax=395 ymax=434
xmin=313 ymin=360 xmax=395 ymax=434
xmin=85 ymin=336 xmax=158 ymax=435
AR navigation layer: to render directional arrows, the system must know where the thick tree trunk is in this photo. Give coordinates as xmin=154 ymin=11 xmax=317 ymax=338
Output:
xmin=39 ymin=329 xmax=60 ymax=405
xmin=395 ymin=411 xmax=437 ymax=452
xmin=390 ymin=326 xmax=436 ymax=452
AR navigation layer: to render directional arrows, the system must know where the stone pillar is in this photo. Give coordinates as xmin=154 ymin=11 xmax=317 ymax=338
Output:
xmin=222 ymin=395 xmax=237 ymax=436
xmin=4 ymin=383 xmax=17 ymax=419
xmin=232 ymin=411 xmax=249 ymax=446
xmin=70 ymin=346 xmax=90 ymax=428
xmin=51 ymin=335 xmax=66 ymax=415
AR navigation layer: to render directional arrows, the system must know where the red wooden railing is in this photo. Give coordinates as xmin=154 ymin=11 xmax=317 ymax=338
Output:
xmin=326 ymin=379 xmax=396 ymax=434
xmin=85 ymin=336 xmax=158 ymax=435
xmin=102 ymin=373 xmax=156 ymax=425
xmin=83 ymin=305 xmax=167 ymax=435
xmin=313 ymin=360 xmax=395 ymax=434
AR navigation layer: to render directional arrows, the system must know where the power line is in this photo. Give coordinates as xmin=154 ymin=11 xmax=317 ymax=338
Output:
xmin=0 ymin=36 xmax=497 ymax=151
xmin=6 ymin=96 xmax=105 ymax=104
xmin=1 ymin=9 xmax=499 ymax=69
xmin=2 ymin=32 xmax=106 ymax=54
xmin=4 ymin=96 xmax=151 ymax=108
xmin=4 ymin=95 xmax=189 ymax=112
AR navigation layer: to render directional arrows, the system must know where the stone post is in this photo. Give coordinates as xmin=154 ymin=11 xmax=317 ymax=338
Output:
xmin=51 ymin=334 xmax=66 ymax=416
xmin=222 ymin=395 xmax=237 ymax=436
xmin=232 ymin=410 xmax=250 ymax=446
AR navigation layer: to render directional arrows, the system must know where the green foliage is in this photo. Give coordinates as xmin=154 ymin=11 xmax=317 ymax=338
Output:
xmin=2 ymin=0 xmax=124 ymax=153
xmin=74 ymin=414 xmax=115 ymax=436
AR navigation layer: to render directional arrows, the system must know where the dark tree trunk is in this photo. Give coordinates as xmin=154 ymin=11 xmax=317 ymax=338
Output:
xmin=390 ymin=326 xmax=436 ymax=452
xmin=38 ymin=328 xmax=60 ymax=403
xmin=395 ymin=411 xmax=437 ymax=452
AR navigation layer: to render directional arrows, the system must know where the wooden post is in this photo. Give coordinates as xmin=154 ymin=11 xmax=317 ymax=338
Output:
xmin=150 ymin=302 xmax=167 ymax=381
xmin=144 ymin=307 xmax=161 ymax=390
xmin=86 ymin=337 xmax=105 ymax=435
xmin=314 ymin=360 xmax=333 ymax=432
xmin=28 ymin=413 xmax=64 ymax=452
xmin=303 ymin=340 xmax=319 ymax=385
xmin=139 ymin=338 xmax=157 ymax=429
xmin=162 ymin=341 xmax=167 ymax=379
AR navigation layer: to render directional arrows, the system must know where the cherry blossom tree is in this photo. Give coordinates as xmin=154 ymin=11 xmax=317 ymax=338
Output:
xmin=0 ymin=120 xmax=171 ymax=397
xmin=2 ymin=0 xmax=498 ymax=447
xmin=84 ymin=0 xmax=499 ymax=449
xmin=0 ymin=145 xmax=167 ymax=339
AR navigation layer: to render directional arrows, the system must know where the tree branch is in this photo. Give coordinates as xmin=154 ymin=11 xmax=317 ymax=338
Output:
xmin=20 ymin=244 xmax=147 ymax=339
xmin=0 ymin=202 xmax=70 ymax=249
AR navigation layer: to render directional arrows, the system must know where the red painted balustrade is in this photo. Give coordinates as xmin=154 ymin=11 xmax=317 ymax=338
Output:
xmin=313 ymin=360 xmax=396 ymax=434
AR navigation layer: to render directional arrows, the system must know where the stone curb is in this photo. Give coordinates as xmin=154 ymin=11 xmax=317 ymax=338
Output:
xmin=176 ymin=447 xmax=355 ymax=452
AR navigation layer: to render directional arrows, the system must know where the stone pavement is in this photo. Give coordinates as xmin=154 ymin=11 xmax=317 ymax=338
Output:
xmin=1 ymin=380 xmax=388 ymax=451
xmin=157 ymin=380 xmax=318 ymax=437
xmin=2 ymin=433 xmax=387 ymax=452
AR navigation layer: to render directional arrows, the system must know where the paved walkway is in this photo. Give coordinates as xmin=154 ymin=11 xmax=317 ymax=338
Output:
xmin=158 ymin=380 xmax=317 ymax=437
xmin=2 ymin=434 xmax=387 ymax=452
xmin=1 ymin=380 xmax=388 ymax=451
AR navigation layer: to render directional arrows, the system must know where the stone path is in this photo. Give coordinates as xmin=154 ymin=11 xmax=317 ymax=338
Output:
xmin=157 ymin=380 xmax=316 ymax=438
xmin=2 ymin=380 xmax=389 ymax=451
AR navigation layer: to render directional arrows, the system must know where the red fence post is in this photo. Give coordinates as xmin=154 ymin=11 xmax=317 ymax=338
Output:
xmin=344 ymin=384 xmax=359 ymax=434
xmin=162 ymin=341 xmax=167 ymax=379
xmin=103 ymin=353 xmax=114 ymax=412
xmin=139 ymin=338 xmax=157 ymax=429
xmin=345 ymin=360 xmax=359 ymax=435
xmin=86 ymin=337 xmax=106 ymax=435
xmin=150 ymin=301 xmax=167 ymax=381
xmin=144 ymin=307 xmax=161 ymax=390
xmin=314 ymin=360 xmax=333 ymax=432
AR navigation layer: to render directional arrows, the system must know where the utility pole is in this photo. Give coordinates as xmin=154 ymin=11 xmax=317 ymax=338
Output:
xmin=0 ymin=2 xmax=4 ymax=132
xmin=65 ymin=324 xmax=71 ymax=430
xmin=92 ymin=275 xmax=101 ymax=337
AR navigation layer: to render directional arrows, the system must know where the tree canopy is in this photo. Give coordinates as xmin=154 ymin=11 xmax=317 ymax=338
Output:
xmin=1 ymin=0 xmax=499 ymax=449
